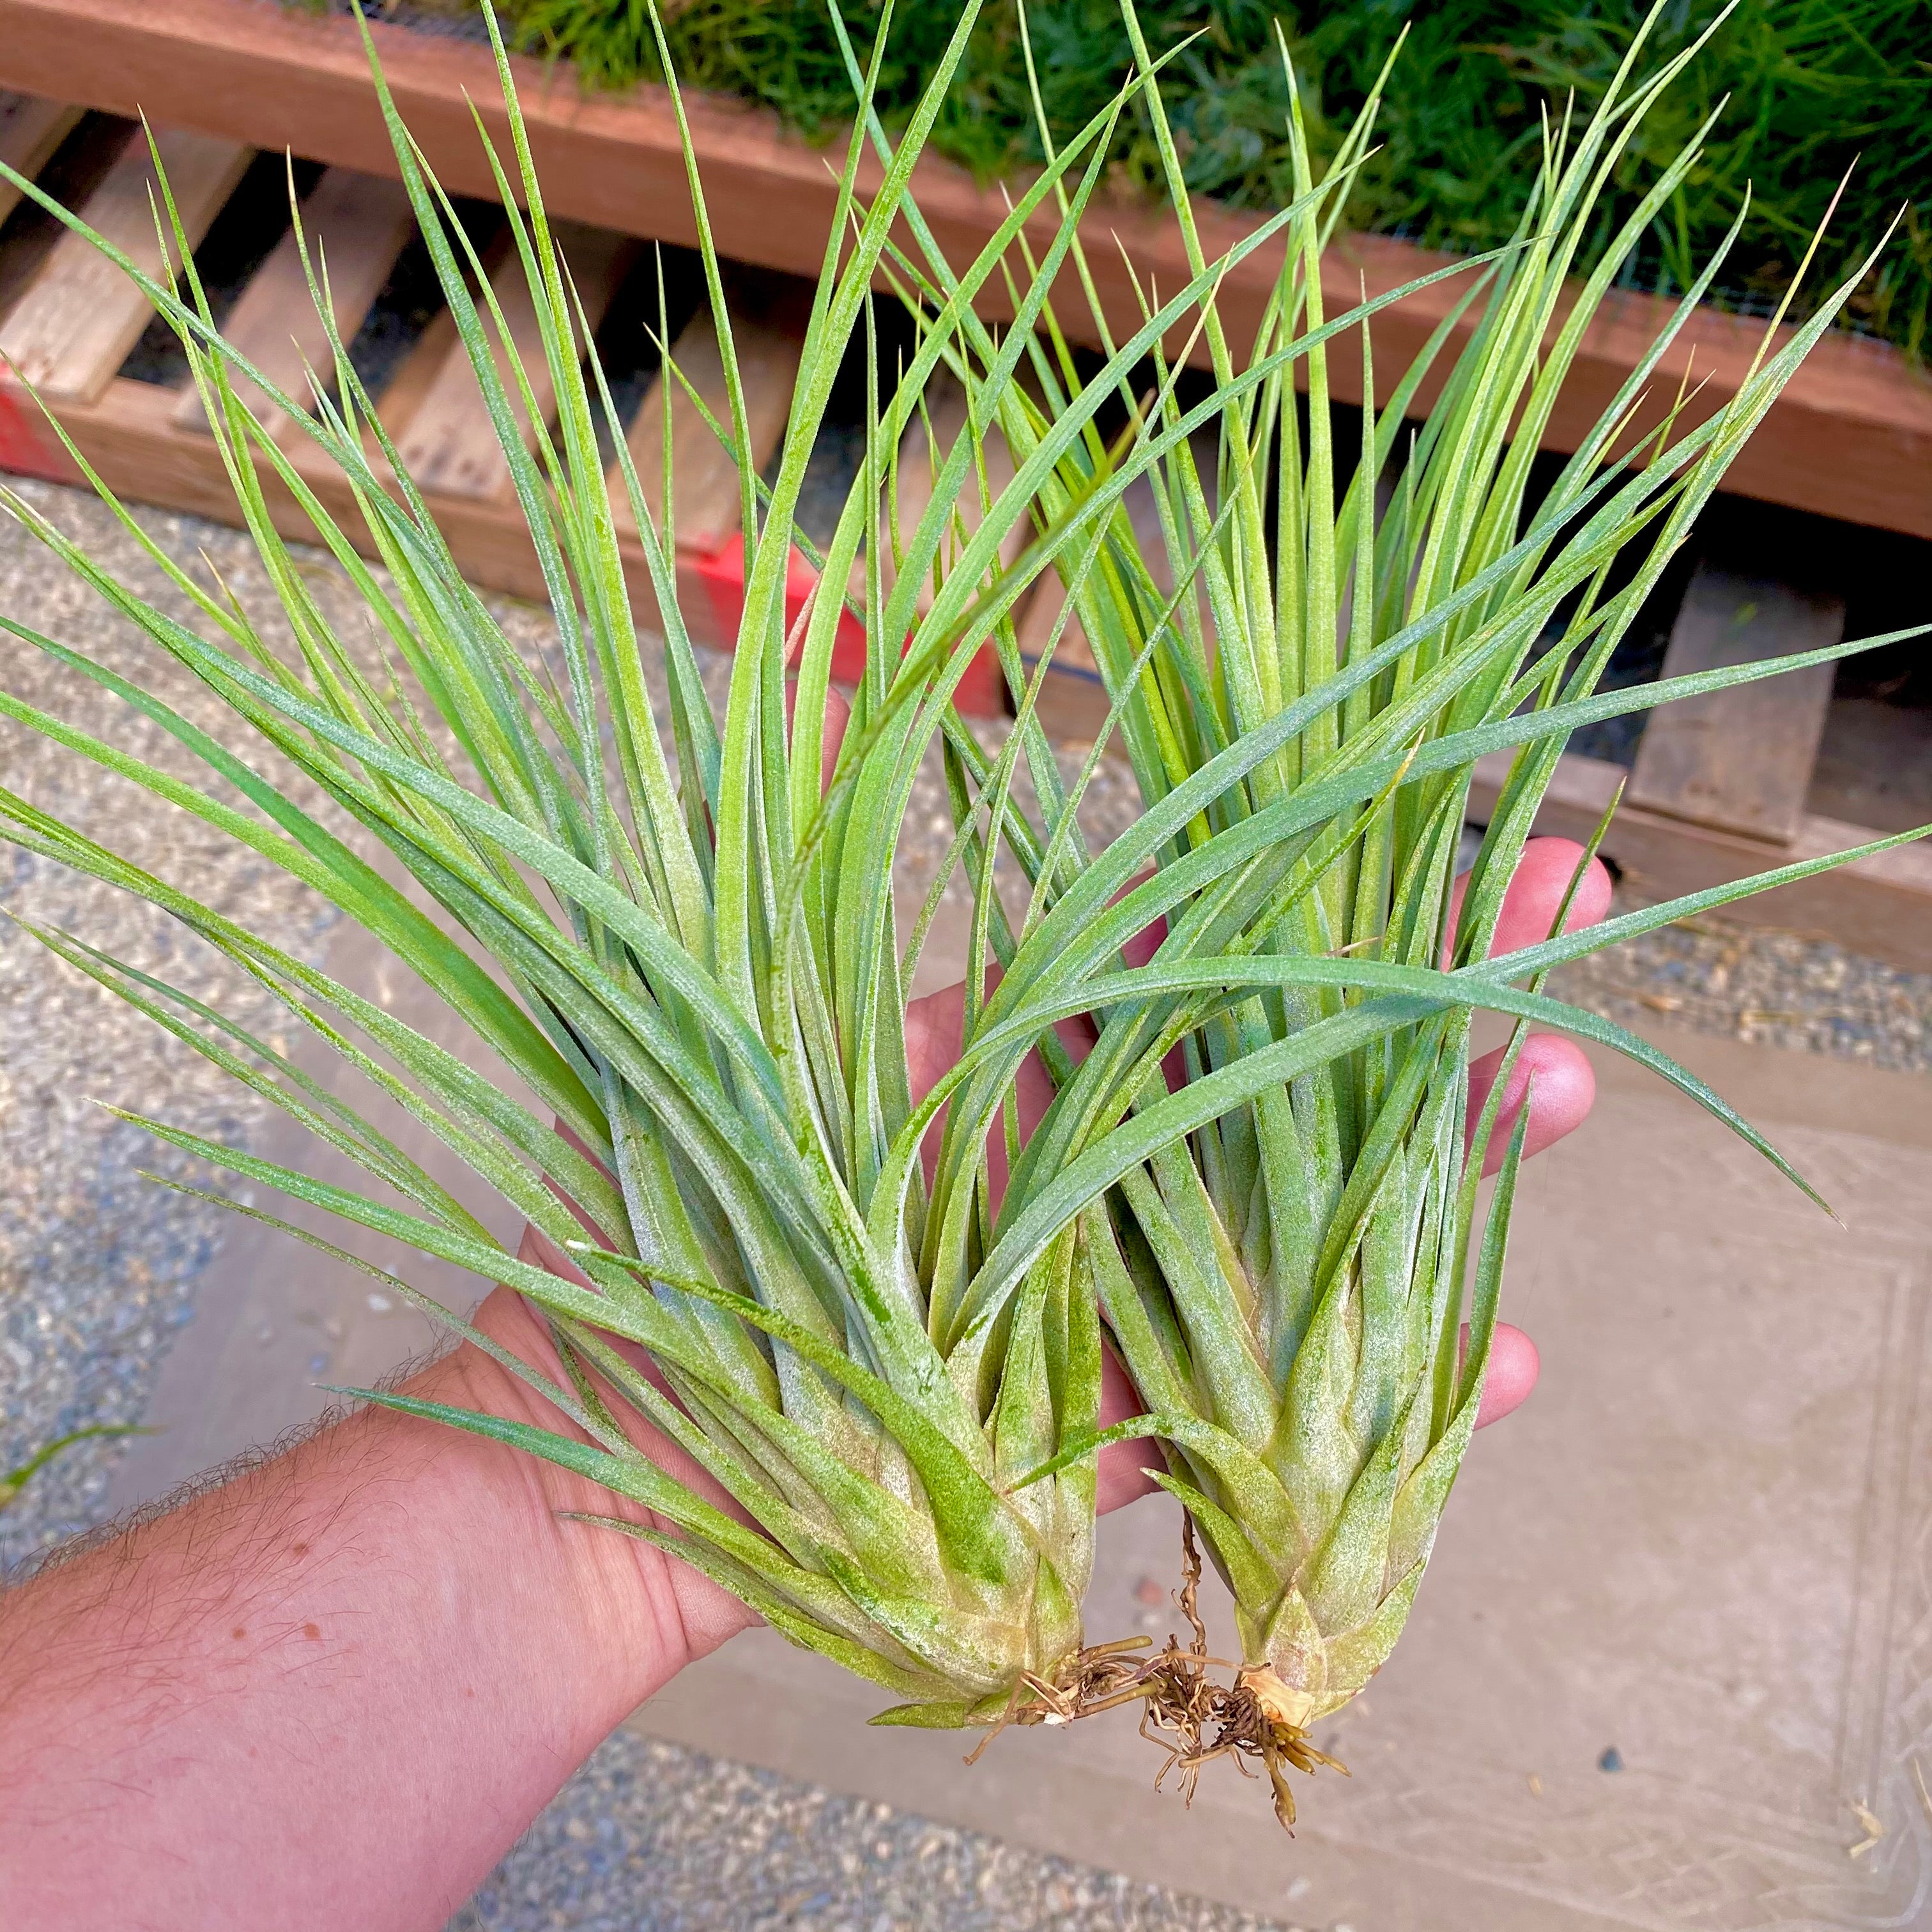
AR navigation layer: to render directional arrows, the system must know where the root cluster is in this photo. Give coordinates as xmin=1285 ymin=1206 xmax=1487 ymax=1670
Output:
xmin=967 ymin=1518 xmax=1347 ymax=1831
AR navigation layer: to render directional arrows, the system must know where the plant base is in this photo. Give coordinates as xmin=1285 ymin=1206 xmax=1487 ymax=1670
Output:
xmin=963 ymin=1518 xmax=1347 ymax=1832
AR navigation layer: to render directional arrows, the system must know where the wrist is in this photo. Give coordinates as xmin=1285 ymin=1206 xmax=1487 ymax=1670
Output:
xmin=0 ymin=1280 xmax=753 ymax=1932
xmin=408 ymin=1283 xmax=757 ymax=1695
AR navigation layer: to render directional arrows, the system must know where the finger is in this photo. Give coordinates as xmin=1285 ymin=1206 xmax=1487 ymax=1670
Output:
xmin=783 ymin=677 xmax=850 ymax=795
xmin=502 ymin=1241 xmax=717 ymax=1489
xmin=1466 ymin=1032 xmax=1596 ymax=1176
xmin=518 ymin=1223 xmax=663 ymax=1394
xmin=519 ymin=1219 xmax=593 ymax=1289
xmin=902 ymin=866 xmax=1172 ymax=1135
xmin=1096 ymin=1342 xmax=1162 ymax=1515
xmin=903 ymin=976 xmax=1080 ymax=1208
xmin=1448 ymin=835 xmax=1614 ymax=963
xmin=1473 ymin=1322 xmax=1540 ymax=1428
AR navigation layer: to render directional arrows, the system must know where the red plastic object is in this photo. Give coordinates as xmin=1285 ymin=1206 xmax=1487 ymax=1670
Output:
xmin=686 ymin=532 xmax=1006 ymax=717
xmin=0 ymin=384 xmax=80 ymax=483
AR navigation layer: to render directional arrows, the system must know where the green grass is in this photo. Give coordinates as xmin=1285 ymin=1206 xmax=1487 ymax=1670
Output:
xmin=397 ymin=1 xmax=1932 ymax=364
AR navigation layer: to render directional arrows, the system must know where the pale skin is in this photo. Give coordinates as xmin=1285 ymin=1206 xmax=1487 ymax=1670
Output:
xmin=0 ymin=837 xmax=1608 ymax=1932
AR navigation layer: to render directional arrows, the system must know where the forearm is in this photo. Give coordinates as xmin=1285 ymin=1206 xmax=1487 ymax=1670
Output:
xmin=0 ymin=1287 xmax=748 ymax=1932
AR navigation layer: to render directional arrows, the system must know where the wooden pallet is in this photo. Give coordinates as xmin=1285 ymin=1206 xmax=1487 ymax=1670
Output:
xmin=0 ymin=99 xmax=1013 ymax=714
xmin=1470 ymin=739 xmax=1932 ymax=970
xmin=3 ymin=95 xmax=1927 ymax=961
xmin=1 ymin=0 xmax=1928 ymax=542
xmin=1018 ymin=473 xmax=1932 ymax=962
xmin=1497 ymin=546 xmax=1932 ymax=967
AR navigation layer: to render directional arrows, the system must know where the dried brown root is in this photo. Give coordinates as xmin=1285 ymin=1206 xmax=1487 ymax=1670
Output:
xmin=963 ymin=1517 xmax=1347 ymax=1833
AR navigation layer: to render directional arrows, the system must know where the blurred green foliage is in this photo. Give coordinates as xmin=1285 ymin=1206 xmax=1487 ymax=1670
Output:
xmin=0 ymin=1425 xmax=145 ymax=1517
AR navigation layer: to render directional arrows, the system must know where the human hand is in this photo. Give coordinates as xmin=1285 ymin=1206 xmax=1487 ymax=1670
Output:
xmin=901 ymin=833 xmax=1611 ymax=1514
xmin=0 ymin=813 xmax=1605 ymax=1932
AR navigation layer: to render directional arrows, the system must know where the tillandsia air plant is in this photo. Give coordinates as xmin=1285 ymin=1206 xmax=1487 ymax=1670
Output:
xmin=0 ymin=0 xmax=1924 ymax=1827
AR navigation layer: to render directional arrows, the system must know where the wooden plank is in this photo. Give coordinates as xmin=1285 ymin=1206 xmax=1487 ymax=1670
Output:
xmin=0 ymin=109 xmax=130 ymax=333
xmin=1628 ymin=561 xmax=1843 ymax=844
xmin=1470 ymin=747 xmax=1932 ymax=970
xmin=870 ymin=381 xmax=1030 ymax=614
xmin=52 ymin=372 xmax=652 ymax=609
xmin=3 ymin=0 xmax=1928 ymax=539
xmin=1021 ymin=574 xmax=1112 ymax=742
xmin=613 ymin=275 xmax=804 ymax=555
xmin=365 ymin=305 xmax=457 ymax=457
xmin=392 ymin=218 xmax=632 ymax=498
xmin=1026 ymin=445 xmax=1219 ymax=744
xmin=0 ymin=125 xmax=250 ymax=403
xmin=821 ymin=381 xmax=1027 ymax=710
xmin=173 ymin=167 xmax=415 ymax=434
xmin=0 ymin=89 xmax=81 ymax=226
xmin=879 ymin=381 xmax=972 ymax=582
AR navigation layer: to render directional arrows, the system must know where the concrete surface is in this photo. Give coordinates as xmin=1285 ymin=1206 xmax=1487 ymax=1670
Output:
xmin=92 ymin=908 xmax=1932 ymax=1930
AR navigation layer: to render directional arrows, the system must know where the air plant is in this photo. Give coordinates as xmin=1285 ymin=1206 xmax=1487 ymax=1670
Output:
xmin=0 ymin=0 xmax=1920 ymax=1828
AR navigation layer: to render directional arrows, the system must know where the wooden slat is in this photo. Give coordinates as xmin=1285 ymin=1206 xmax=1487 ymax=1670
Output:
xmin=859 ymin=380 xmax=1030 ymax=613
xmin=612 ymin=279 xmax=805 ymax=555
xmin=0 ymin=110 xmax=129 ymax=331
xmin=23 ymin=361 xmax=1924 ymax=911
xmin=1020 ymin=576 xmax=1111 ymax=741
xmin=0 ymin=89 xmax=81 ymax=226
xmin=364 ymin=305 xmax=456 ymax=461
xmin=1629 ymin=561 xmax=1843 ymax=844
xmin=41 ymin=371 xmax=566 ymax=600
xmin=0 ymin=125 xmax=250 ymax=403
xmin=1471 ymin=746 xmax=1932 ymax=970
xmin=878 ymin=381 xmax=972 ymax=581
xmin=174 ymin=167 xmax=414 ymax=434
xmin=1027 ymin=445 xmax=1218 ymax=744
xmin=391 ymin=218 xmax=632 ymax=498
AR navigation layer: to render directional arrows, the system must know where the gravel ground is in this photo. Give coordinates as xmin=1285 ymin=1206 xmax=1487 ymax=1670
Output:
xmin=0 ymin=482 xmax=343 ymax=1567
xmin=1552 ymin=893 xmax=1932 ymax=1073
xmin=0 ymin=473 xmax=1128 ymax=1567
xmin=452 ymin=1729 xmax=1306 ymax=1932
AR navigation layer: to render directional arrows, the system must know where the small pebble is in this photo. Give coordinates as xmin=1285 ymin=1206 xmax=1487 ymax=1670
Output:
xmin=1553 ymin=890 xmax=1932 ymax=1077
xmin=1 ymin=482 xmax=341 ymax=1570
xmin=1598 ymin=1746 xmax=1625 ymax=1773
